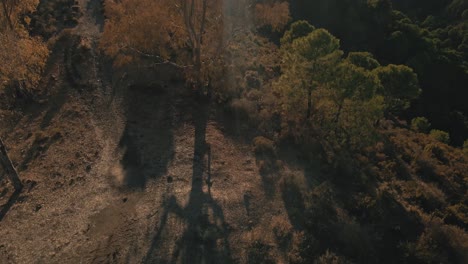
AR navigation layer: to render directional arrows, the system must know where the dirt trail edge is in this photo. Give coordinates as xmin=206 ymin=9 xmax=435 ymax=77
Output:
xmin=0 ymin=1 xmax=302 ymax=263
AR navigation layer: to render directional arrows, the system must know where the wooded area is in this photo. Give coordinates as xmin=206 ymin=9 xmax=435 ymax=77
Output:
xmin=0 ymin=0 xmax=467 ymax=263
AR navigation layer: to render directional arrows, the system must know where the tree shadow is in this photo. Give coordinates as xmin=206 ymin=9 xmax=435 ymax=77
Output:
xmin=40 ymin=85 xmax=69 ymax=129
xmin=0 ymin=188 xmax=22 ymax=222
xmin=118 ymin=84 xmax=175 ymax=189
xmin=19 ymin=130 xmax=62 ymax=171
xmin=29 ymin=39 xmax=73 ymax=130
xmin=143 ymin=101 xmax=233 ymax=264
xmin=86 ymin=0 xmax=105 ymax=31
xmin=280 ymin=179 xmax=306 ymax=230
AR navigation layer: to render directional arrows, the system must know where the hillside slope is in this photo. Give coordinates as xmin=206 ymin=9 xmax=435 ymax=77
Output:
xmin=0 ymin=1 xmax=301 ymax=263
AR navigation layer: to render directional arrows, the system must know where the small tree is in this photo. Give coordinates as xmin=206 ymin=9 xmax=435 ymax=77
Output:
xmin=373 ymin=64 xmax=421 ymax=114
xmin=346 ymin=52 xmax=381 ymax=70
xmin=277 ymin=28 xmax=343 ymax=119
xmin=411 ymin=117 xmax=431 ymax=133
xmin=280 ymin=20 xmax=315 ymax=47
xmin=430 ymin=129 xmax=450 ymax=144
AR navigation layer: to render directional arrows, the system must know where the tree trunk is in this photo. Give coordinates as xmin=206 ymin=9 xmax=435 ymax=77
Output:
xmin=0 ymin=137 xmax=22 ymax=191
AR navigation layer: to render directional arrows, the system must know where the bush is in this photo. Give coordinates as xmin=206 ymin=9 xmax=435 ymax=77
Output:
xmin=404 ymin=223 xmax=468 ymax=264
xmin=245 ymin=70 xmax=261 ymax=89
xmin=411 ymin=117 xmax=431 ymax=133
xmin=423 ymin=144 xmax=446 ymax=163
xmin=257 ymin=159 xmax=283 ymax=176
xmin=271 ymin=216 xmax=293 ymax=246
xmin=314 ymin=250 xmax=350 ymax=264
xmin=253 ymin=136 xmax=275 ymax=156
xmin=229 ymin=98 xmax=257 ymax=120
xmin=248 ymin=240 xmax=275 ymax=264
xmin=430 ymin=130 xmax=450 ymax=144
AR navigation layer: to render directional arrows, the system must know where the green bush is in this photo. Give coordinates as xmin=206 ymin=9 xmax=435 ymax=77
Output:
xmin=463 ymin=140 xmax=468 ymax=155
xmin=430 ymin=129 xmax=450 ymax=144
xmin=411 ymin=117 xmax=431 ymax=133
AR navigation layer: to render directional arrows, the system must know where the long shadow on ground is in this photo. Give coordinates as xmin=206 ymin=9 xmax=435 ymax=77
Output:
xmin=118 ymin=84 xmax=175 ymax=188
xmin=0 ymin=189 xmax=22 ymax=222
xmin=143 ymin=101 xmax=233 ymax=264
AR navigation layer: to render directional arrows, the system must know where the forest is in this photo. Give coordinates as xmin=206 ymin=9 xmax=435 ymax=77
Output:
xmin=0 ymin=0 xmax=467 ymax=263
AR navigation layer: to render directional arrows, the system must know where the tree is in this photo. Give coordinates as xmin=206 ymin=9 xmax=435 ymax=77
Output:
xmin=280 ymin=20 xmax=315 ymax=47
xmin=411 ymin=117 xmax=431 ymax=133
xmin=277 ymin=28 xmax=342 ymax=119
xmin=1 ymin=0 xmax=38 ymax=31
xmin=346 ymin=52 xmax=381 ymax=70
xmin=100 ymin=0 xmax=289 ymax=92
xmin=373 ymin=64 xmax=420 ymax=114
xmin=254 ymin=1 xmax=291 ymax=32
xmin=276 ymin=25 xmax=385 ymax=150
xmin=0 ymin=31 xmax=49 ymax=96
xmin=0 ymin=0 xmax=48 ymax=99
xmin=329 ymin=61 xmax=382 ymax=125
xmin=430 ymin=129 xmax=450 ymax=144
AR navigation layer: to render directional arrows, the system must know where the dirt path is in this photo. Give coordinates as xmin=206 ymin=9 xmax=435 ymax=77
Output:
xmin=0 ymin=1 xmax=304 ymax=263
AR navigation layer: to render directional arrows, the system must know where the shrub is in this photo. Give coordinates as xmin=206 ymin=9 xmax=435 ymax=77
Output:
xmin=246 ymin=89 xmax=263 ymax=101
xmin=245 ymin=70 xmax=261 ymax=89
xmin=248 ymin=240 xmax=275 ymax=264
xmin=253 ymin=136 xmax=275 ymax=156
xmin=430 ymin=130 xmax=450 ymax=144
xmin=258 ymin=159 xmax=283 ymax=176
xmin=423 ymin=144 xmax=446 ymax=163
xmin=271 ymin=215 xmax=293 ymax=246
xmin=314 ymin=250 xmax=350 ymax=264
xmin=445 ymin=203 xmax=468 ymax=228
xmin=404 ymin=223 xmax=468 ymax=264
xmin=229 ymin=98 xmax=257 ymax=120
xmin=411 ymin=117 xmax=431 ymax=133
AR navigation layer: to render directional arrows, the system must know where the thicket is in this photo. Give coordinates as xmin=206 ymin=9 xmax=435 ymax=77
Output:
xmin=291 ymin=0 xmax=468 ymax=146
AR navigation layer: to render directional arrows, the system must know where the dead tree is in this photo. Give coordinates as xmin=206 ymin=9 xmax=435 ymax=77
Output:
xmin=0 ymin=137 xmax=22 ymax=191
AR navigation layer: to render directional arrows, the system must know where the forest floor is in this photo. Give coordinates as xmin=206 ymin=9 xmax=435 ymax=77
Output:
xmin=0 ymin=1 xmax=309 ymax=263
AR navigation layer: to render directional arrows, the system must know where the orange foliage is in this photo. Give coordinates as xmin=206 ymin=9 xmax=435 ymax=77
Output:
xmin=255 ymin=1 xmax=291 ymax=32
xmin=100 ymin=0 xmax=290 ymax=77
xmin=1 ymin=0 xmax=38 ymax=30
xmin=0 ymin=0 xmax=48 ymax=93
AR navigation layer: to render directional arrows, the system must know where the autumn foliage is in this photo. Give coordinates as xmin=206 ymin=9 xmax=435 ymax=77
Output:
xmin=0 ymin=0 xmax=48 ymax=98
xmin=100 ymin=0 xmax=289 ymax=89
